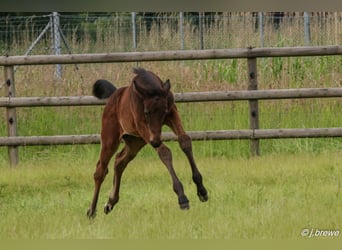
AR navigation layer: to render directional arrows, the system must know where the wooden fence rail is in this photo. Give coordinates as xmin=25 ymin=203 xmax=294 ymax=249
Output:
xmin=1 ymin=45 xmax=342 ymax=166
xmin=1 ymin=128 xmax=342 ymax=147
xmin=1 ymin=88 xmax=342 ymax=107
xmin=1 ymin=46 xmax=342 ymax=66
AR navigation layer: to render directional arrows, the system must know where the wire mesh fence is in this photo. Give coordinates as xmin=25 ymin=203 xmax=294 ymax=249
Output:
xmin=1 ymin=12 xmax=342 ymax=56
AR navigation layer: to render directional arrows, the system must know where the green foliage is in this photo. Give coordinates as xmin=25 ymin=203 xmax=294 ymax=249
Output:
xmin=205 ymin=59 xmax=239 ymax=83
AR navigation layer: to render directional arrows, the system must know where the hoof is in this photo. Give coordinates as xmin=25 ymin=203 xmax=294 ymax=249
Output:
xmin=198 ymin=187 xmax=208 ymax=202
xmin=178 ymin=196 xmax=190 ymax=210
xmin=180 ymin=202 xmax=190 ymax=210
xmin=198 ymin=193 xmax=208 ymax=202
xmin=104 ymin=203 xmax=113 ymax=214
xmin=87 ymin=208 xmax=96 ymax=219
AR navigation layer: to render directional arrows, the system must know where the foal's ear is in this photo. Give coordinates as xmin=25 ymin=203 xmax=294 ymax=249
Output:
xmin=163 ymin=79 xmax=171 ymax=92
xmin=133 ymin=80 xmax=145 ymax=96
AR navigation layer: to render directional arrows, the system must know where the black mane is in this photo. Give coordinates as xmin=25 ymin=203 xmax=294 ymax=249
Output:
xmin=133 ymin=67 xmax=163 ymax=95
xmin=133 ymin=67 xmax=147 ymax=76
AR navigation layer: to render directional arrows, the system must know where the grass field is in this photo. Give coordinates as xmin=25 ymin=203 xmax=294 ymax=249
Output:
xmin=0 ymin=150 xmax=341 ymax=239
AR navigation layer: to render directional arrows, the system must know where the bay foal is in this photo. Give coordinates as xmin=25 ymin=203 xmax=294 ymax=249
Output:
xmin=87 ymin=68 xmax=208 ymax=218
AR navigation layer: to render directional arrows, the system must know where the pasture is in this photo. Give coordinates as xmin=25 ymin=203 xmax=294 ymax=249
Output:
xmin=0 ymin=149 xmax=341 ymax=239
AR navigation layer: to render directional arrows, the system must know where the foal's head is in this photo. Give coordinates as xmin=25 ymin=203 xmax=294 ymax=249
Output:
xmin=132 ymin=68 xmax=173 ymax=148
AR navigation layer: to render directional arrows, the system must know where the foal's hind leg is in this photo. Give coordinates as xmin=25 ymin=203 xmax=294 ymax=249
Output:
xmin=104 ymin=136 xmax=146 ymax=214
xmin=87 ymin=132 xmax=120 ymax=218
xmin=165 ymin=107 xmax=208 ymax=203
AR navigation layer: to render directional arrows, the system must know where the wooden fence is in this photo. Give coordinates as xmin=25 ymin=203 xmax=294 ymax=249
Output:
xmin=1 ymin=45 xmax=342 ymax=166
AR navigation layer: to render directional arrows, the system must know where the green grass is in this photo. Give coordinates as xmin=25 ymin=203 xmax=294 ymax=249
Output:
xmin=0 ymin=152 xmax=341 ymax=239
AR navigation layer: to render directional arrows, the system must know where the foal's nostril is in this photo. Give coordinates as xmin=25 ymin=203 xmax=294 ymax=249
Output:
xmin=150 ymin=140 xmax=162 ymax=148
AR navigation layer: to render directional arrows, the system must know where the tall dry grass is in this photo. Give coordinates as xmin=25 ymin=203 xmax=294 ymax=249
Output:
xmin=0 ymin=13 xmax=342 ymax=164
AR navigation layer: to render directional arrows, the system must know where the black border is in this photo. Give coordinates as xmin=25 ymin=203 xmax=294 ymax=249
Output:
xmin=1 ymin=0 xmax=342 ymax=12
xmin=1 ymin=0 xmax=341 ymax=248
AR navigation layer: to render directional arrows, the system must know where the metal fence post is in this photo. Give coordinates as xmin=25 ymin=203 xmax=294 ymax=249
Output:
xmin=247 ymin=57 xmax=260 ymax=156
xmin=259 ymin=12 xmax=264 ymax=47
xmin=304 ymin=12 xmax=311 ymax=46
xmin=132 ymin=12 xmax=137 ymax=50
xmin=179 ymin=12 xmax=184 ymax=50
xmin=199 ymin=12 xmax=204 ymax=49
xmin=4 ymin=65 xmax=19 ymax=166
xmin=51 ymin=12 xmax=62 ymax=79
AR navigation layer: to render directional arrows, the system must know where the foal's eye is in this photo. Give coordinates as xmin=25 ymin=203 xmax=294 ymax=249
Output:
xmin=144 ymin=110 xmax=151 ymax=122
xmin=144 ymin=109 xmax=151 ymax=116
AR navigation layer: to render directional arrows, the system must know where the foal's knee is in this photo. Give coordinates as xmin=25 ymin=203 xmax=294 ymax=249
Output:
xmin=93 ymin=170 xmax=108 ymax=182
xmin=157 ymin=144 xmax=172 ymax=163
xmin=93 ymin=161 xmax=109 ymax=182
xmin=178 ymin=134 xmax=193 ymax=153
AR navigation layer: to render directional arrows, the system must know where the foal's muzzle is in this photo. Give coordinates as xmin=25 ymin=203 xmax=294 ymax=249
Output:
xmin=150 ymin=139 xmax=162 ymax=148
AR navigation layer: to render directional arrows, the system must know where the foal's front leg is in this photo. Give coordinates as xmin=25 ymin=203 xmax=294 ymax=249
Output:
xmin=156 ymin=143 xmax=190 ymax=209
xmin=165 ymin=106 xmax=208 ymax=203
xmin=178 ymin=134 xmax=208 ymax=202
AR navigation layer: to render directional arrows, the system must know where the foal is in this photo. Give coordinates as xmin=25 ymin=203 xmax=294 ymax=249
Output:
xmin=87 ymin=67 xmax=208 ymax=218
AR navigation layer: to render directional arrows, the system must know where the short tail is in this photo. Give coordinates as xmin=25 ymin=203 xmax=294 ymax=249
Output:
xmin=92 ymin=79 xmax=117 ymax=99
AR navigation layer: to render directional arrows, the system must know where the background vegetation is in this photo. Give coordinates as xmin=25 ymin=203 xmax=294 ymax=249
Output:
xmin=0 ymin=12 xmax=341 ymax=164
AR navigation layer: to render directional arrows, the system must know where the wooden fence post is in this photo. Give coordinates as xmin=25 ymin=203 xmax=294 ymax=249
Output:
xmin=4 ymin=65 xmax=19 ymax=166
xmin=247 ymin=57 xmax=260 ymax=156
